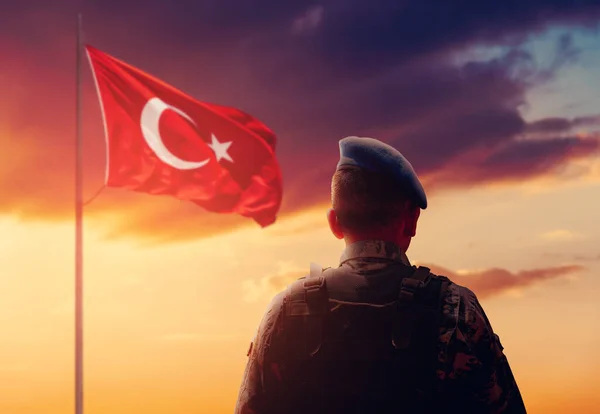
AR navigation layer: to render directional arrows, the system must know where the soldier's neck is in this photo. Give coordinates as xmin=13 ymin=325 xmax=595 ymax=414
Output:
xmin=343 ymin=234 xmax=410 ymax=253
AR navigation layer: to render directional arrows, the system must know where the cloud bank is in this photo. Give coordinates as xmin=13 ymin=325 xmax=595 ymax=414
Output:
xmin=242 ymin=262 xmax=584 ymax=302
xmin=1 ymin=1 xmax=599 ymax=240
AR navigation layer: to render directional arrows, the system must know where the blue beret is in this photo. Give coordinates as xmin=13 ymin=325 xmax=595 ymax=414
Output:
xmin=336 ymin=136 xmax=427 ymax=209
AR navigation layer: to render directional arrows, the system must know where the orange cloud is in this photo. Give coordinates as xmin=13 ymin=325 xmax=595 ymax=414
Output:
xmin=242 ymin=262 xmax=584 ymax=303
xmin=423 ymin=263 xmax=584 ymax=298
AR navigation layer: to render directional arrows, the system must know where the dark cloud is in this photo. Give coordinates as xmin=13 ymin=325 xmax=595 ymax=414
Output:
xmin=484 ymin=136 xmax=598 ymax=168
xmin=0 ymin=1 xmax=599 ymax=240
xmin=271 ymin=45 xmax=600 ymax=210
xmin=550 ymin=32 xmax=582 ymax=69
xmin=526 ymin=115 xmax=600 ymax=133
xmin=423 ymin=135 xmax=600 ymax=189
xmin=320 ymin=1 xmax=600 ymax=62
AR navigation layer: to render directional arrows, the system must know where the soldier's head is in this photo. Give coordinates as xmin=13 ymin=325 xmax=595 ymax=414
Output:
xmin=327 ymin=137 xmax=427 ymax=252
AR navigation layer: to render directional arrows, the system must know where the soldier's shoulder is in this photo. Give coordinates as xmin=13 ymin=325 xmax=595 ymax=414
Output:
xmin=265 ymin=273 xmax=310 ymax=315
xmin=427 ymin=269 xmax=480 ymax=305
xmin=265 ymin=290 xmax=287 ymax=315
xmin=251 ymin=290 xmax=287 ymax=348
xmin=426 ymin=269 xmax=493 ymax=344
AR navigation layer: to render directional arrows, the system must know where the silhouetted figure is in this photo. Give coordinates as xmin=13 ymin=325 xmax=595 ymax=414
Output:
xmin=235 ymin=136 xmax=526 ymax=413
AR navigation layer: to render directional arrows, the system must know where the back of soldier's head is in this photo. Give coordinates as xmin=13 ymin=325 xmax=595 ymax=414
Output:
xmin=332 ymin=167 xmax=410 ymax=232
xmin=331 ymin=136 xmax=427 ymax=234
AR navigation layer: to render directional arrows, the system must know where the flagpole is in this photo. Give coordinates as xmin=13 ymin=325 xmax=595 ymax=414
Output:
xmin=75 ymin=12 xmax=84 ymax=414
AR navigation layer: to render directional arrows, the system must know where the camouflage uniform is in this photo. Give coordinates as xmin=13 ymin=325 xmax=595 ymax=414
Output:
xmin=235 ymin=240 xmax=526 ymax=413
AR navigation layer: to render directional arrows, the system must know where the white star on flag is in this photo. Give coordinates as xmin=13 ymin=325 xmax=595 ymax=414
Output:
xmin=208 ymin=133 xmax=233 ymax=163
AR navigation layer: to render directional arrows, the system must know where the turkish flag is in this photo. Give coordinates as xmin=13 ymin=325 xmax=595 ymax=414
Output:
xmin=85 ymin=45 xmax=283 ymax=227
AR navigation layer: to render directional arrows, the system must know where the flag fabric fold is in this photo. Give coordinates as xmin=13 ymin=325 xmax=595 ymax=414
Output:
xmin=86 ymin=44 xmax=283 ymax=227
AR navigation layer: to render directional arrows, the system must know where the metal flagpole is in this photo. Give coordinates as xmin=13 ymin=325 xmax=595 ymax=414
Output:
xmin=75 ymin=12 xmax=84 ymax=414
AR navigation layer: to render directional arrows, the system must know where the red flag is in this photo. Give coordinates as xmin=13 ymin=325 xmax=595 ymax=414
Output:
xmin=86 ymin=45 xmax=283 ymax=227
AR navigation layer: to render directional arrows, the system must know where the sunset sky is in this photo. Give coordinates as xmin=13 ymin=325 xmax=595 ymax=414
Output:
xmin=1 ymin=1 xmax=600 ymax=413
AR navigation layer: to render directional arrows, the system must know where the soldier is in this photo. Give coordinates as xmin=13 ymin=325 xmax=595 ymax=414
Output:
xmin=235 ymin=136 xmax=527 ymax=413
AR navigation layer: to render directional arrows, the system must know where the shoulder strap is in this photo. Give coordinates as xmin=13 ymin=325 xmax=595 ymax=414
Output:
xmin=283 ymin=263 xmax=330 ymax=358
xmin=392 ymin=267 xmax=451 ymax=405
xmin=399 ymin=266 xmax=432 ymax=301
xmin=392 ymin=266 xmax=432 ymax=350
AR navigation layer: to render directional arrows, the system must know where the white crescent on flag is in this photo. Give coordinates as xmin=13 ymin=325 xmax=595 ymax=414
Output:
xmin=140 ymin=97 xmax=210 ymax=170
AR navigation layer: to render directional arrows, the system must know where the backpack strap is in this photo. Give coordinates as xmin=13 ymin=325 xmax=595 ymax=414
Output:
xmin=392 ymin=266 xmax=451 ymax=405
xmin=284 ymin=263 xmax=330 ymax=358
xmin=392 ymin=266 xmax=432 ymax=350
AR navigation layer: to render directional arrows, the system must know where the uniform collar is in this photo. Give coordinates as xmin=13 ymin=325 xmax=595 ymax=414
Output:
xmin=339 ymin=240 xmax=411 ymax=266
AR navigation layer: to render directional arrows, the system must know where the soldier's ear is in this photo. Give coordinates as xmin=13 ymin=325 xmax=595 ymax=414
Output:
xmin=403 ymin=204 xmax=420 ymax=238
xmin=327 ymin=208 xmax=344 ymax=239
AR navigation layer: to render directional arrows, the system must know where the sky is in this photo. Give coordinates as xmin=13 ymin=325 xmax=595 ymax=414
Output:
xmin=1 ymin=1 xmax=600 ymax=413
